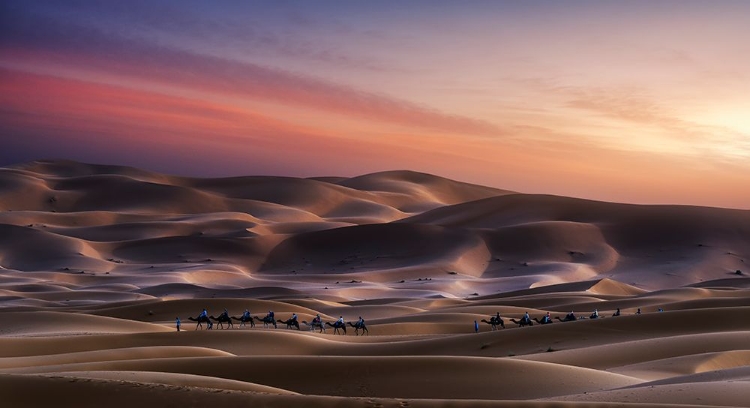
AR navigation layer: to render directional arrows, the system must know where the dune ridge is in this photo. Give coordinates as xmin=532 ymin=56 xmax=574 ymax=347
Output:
xmin=1 ymin=159 xmax=749 ymax=407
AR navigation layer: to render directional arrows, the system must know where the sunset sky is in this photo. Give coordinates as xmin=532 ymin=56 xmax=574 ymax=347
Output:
xmin=1 ymin=1 xmax=749 ymax=209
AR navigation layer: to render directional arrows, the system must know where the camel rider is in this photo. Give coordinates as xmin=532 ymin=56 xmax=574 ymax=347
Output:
xmin=357 ymin=316 xmax=364 ymax=326
xmin=636 ymin=308 xmax=642 ymax=315
xmin=199 ymin=309 xmax=208 ymax=319
xmin=523 ymin=311 xmax=530 ymax=324
xmin=242 ymin=309 xmax=250 ymax=320
xmin=613 ymin=308 xmax=621 ymax=316
xmin=222 ymin=309 xmax=228 ymax=318
xmin=291 ymin=313 xmax=298 ymax=322
xmin=267 ymin=310 xmax=274 ymax=320
xmin=592 ymin=309 xmax=599 ymax=319
xmin=543 ymin=311 xmax=551 ymax=323
xmin=313 ymin=314 xmax=321 ymax=324
xmin=337 ymin=316 xmax=345 ymax=326
xmin=567 ymin=311 xmax=576 ymax=320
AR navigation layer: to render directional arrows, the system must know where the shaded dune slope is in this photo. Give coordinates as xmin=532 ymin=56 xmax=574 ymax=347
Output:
xmin=2 ymin=160 xmax=750 ymax=407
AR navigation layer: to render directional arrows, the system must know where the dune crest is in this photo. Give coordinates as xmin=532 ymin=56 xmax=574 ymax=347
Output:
xmin=1 ymin=160 xmax=749 ymax=407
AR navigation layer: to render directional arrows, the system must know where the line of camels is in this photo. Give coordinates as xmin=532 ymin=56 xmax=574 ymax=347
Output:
xmin=187 ymin=309 xmax=625 ymax=335
xmin=187 ymin=312 xmax=368 ymax=335
xmin=481 ymin=309 xmax=624 ymax=330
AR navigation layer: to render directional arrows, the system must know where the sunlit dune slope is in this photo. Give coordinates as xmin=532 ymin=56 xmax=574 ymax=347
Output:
xmin=2 ymin=159 xmax=750 ymax=407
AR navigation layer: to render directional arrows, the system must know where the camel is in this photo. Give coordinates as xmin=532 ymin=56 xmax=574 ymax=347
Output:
xmin=555 ymin=315 xmax=581 ymax=322
xmin=278 ymin=318 xmax=300 ymax=330
xmin=326 ymin=321 xmax=347 ymax=335
xmin=347 ymin=321 xmax=369 ymax=335
xmin=302 ymin=320 xmax=325 ymax=333
xmin=188 ymin=315 xmax=213 ymax=330
xmin=509 ymin=318 xmax=534 ymax=327
xmin=533 ymin=317 xmax=553 ymax=325
xmin=209 ymin=314 xmax=233 ymax=329
xmin=480 ymin=316 xmax=505 ymax=330
xmin=231 ymin=315 xmax=255 ymax=328
xmin=254 ymin=316 xmax=278 ymax=328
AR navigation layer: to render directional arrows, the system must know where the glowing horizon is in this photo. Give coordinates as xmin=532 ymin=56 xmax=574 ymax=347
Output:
xmin=1 ymin=1 xmax=749 ymax=209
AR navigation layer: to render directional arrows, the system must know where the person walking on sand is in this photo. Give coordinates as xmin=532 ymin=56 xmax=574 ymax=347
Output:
xmin=176 ymin=317 xmax=181 ymax=332
xmin=474 ymin=320 xmax=479 ymax=333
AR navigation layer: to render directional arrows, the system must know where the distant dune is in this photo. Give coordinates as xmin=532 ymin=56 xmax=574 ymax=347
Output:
xmin=1 ymin=159 xmax=749 ymax=407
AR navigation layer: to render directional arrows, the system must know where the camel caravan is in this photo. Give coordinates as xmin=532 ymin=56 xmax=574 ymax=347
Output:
xmin=184 ymin=307 xmax=634 ymax=334
xmin=185 ymin=309 xmax=368 ymax=335
xmin=486 ymin=307 xmax=631 ymax=330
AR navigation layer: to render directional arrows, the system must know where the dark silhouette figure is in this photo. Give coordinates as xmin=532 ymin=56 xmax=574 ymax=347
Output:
xmin=302 ymin=320 xmax=325 ymax=333
xmin=347 ymin=321 xmax=369 ymax=335
xmin=231 ymin=314 xmax=255 ymax=328
xmin=533 ymin=316 xmax=553 ymax=325
xmin=188 ymin=315 xmax=213 ymax=330
xmin=511 ymin=312 xmax=534 ymax=327
xmin=209 ymin=314 xmax=233 ymax=329
xmin=278 ymin=318 xmax=300 ymax=330
xmin=510 ymin=318 xmax=534 ymax=327
xmin=555 ymin=312 xmax=579 ymax=322
xmin=254 ymin=315 xmax=278 ymax=328
xmin=326 ymin=321 xmax=346 ymax=335
xmin=480 ymin=315 xmax=505 ymax=330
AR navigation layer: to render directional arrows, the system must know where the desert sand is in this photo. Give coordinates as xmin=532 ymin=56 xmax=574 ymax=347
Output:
xmin=1 ymin=159 xmax=749 ymax=407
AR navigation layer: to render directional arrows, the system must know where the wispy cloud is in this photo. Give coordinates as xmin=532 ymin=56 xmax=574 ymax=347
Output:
xmin=0 ymin=69 xmax=497 ymax=179
xmin=495 ymin=74 xmax=750 ymax=162
xmin=2 ymin=1 xmax=750 ymax=209
xmin=0 ymin=7 xmax=501 ymax=137
xmin=564 ymin=87 xmax=750 ymax=160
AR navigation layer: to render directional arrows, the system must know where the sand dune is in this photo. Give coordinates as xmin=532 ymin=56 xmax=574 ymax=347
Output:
xmin=1 ymin=375 xmax=708 ymax=408
xmin=260 ymin=223 xmax=490 ymax=277
xmin=547 ymin=382 xmax=750 ymax=407
xmin=49 ymin=370 xmax=298 ymax=394
xmin=2 ymin=311 xmax=173 ymax=336
xmin=337 ymin=170 xmax=512 ymax=213
xmin=4 ymin=355 xmax=641 ymax=399
xmin=611 ymin=350 xmax=750 ymax=381
xmin=519 ymin=331 xmax=750 ymax=370
xmin=0 ymin=346 xmax=234 ymax=370
xmin=1 ymin=160 xmax=749 ymax=407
